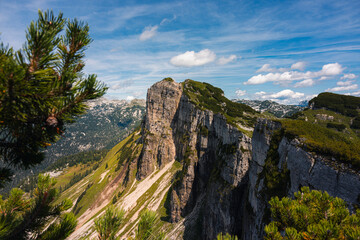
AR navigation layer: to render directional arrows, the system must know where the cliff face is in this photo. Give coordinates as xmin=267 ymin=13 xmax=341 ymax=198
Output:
xmin=136 ymin=79 xmax=253 ymax=239
xmin=136 ymin=80 xmax=360 ymax=239
xmin=63 ymin=79 xmax=360 ymax=240
xmin=245 ymin=118 xmax=360 ymax=239
xmin=137 ymin=80 xmax=183 ymax=179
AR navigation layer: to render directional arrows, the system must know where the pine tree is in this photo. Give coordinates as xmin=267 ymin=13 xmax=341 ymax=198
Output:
xmin=94 ymin=205 xmax=125 ymax=240
xmin=216 ymin=233 xmax=238 ymax=240
xmin=0 ymin=174 xmax=76 ymax=239
xmin=265 ymin=187 xmax=360 ymax=239
xmin=0 ymin=10 xmax=107 ymax=187
xmin=135 ymin=209 xmax=166 ymax=240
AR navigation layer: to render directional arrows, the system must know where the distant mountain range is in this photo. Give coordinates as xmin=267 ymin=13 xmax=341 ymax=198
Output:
xmin=1 ymin=98 xmax=145 ymax=194
xmin=235 ymin=99 xmax=306 ymax=118
xmin=44 ymin=98 xmax=145 ymax=162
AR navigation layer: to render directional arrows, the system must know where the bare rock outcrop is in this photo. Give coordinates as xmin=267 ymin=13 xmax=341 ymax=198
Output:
xmin=137 ymin=79 xmax=183 ymax=179
xmin=245 ymin=118 xmax=360 ymax=239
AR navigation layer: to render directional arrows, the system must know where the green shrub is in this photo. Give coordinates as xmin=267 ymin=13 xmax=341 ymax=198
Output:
xmin=351 ymin=117 xmax=360 ymax=129
xmin=309 ymin=92 xmax=360 ymax=117
xmin=281 ymin=119 xmax=360 ymax=170
xmin=216 ymin=233 xmax=238 ymax=240
xmin=326 ymin=122 xmax=346 ymax=131
xmin=265 ymin=187 xmax=360 ymax=240
xmin=94 ymin=205 xmax=125 ymax=240
xmin=182 ymin=79 xmax=257 ymax=128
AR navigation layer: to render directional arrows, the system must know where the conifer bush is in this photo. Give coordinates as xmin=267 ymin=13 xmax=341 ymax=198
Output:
xmin=265 ymin=187 xmax=360 ymax=239
xmin=0 ymin=10 xmax=107 ymax=186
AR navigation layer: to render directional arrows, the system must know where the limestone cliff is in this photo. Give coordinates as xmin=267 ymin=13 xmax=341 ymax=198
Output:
xmin=136 ymin=79 xmax=360 ymax=239
xmin=245 ymin=118 xmax=360 ymax=239
xmin=136 ymin=79 xmax=256 ymax=239
xmin=137 ymin=79 xmax=183 ymax=179
xmin=62 ymin=79 xmax=360 ymax=240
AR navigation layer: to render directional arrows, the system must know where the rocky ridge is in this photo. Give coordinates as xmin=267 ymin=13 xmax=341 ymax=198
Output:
xmin=56 ymin=79 xmax=359 ymax=239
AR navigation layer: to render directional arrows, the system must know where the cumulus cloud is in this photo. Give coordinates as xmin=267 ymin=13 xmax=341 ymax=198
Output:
xmin=256 ymin=62 xmax=305 ymax=73
xmin=217 ymin=55 xmax=237 ymax=65
xmin=170 ymin=49 xmax=216 ymax=67
xmin=139 ymin=25 xmax=159 ymax=41
xmin=291 ymin=61 xmax=306 ymax=71
xmin=253 ymin=89 xmax=308 ymax=104
xmin=269 ymin=89 xmax=304 ymax=99
xmin=294 ymin=79 xmax=314 ymax=87
xmin=245 ymin=63 xmax=344 ymax=85
xmin=235 ymin=89 xmax=246 ymax=97
xmin=319 ymin=63 xmax=344 ymax=75
xmin=326 ymin=84 xmax=358 ymax=92
xmin=341 ymin=73 xmax=356 ymax=80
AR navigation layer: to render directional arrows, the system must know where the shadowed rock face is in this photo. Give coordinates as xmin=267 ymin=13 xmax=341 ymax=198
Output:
xmin=135 ymin=79 xmax=360 ymax=239
xmin=136 ymin=79 xmax=252 ymax=239
xmin=245 ymin=118 xmax=360 ymax=239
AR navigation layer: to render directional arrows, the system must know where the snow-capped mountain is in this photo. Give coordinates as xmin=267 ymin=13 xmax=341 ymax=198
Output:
xmin=235 ymin=99 xmax=305 ymax=118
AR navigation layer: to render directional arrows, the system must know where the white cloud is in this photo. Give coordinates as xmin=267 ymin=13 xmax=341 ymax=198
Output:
xmin=245 ymin=62 xmax=344 ymax=85
xmin=253 ymin=89 xmax=308 ymax=104
xmin=337 ymin=80 xmax=354 ymax=86
xmin=320 ymin=63 xmax=344 ymax=76
xmin=217 ymin=55 xmax=237 ymax=65
xmin=126 ymin=96 xmax=135 ymax=101
xmin=294 ymin=79 xmax=314 ymax=87
xmin=326 ymin=84 xmax=358 ymax=92
xmin=350 ymin=91 xmax=360 ymax=96
xmin=291 ymin=61 xmax=306 ymax=71
xmin=160 ymin=15 xmax=176 ymax=25
xmin=255 ymin=91 xmax=266 ymax=96
xmin=235 ymin=89 xmax=246 ymax=97
xmin=170 ymin=49 xmax=216 ymax=67
xmin=269 ymin=89 xmax=304 ymax=99
xmin=256 ymin=64 xmax=276 ymax=73
xmin=139 ymin=25 xmax=159 ymax=41
xmin=341 ymin=73 xmax=356 ymax=80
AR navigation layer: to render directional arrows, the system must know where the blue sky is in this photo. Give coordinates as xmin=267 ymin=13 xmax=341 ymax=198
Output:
xmin=1 ymin=0 xmax=360 ymax=104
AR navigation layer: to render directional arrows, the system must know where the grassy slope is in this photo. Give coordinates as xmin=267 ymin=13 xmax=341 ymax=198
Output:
xmin=56 ymin=131 xmax=139 ymax=210
xmin=281 ymin=107 xmax=360 ymax=170
xmin=54 ymin=127 xmax=182 ymax=239
xmin=182 ymin=79 xmax=261 ymax=135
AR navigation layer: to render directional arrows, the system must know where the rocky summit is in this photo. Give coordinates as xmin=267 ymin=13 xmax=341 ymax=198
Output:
xmin=54 ymin=78 xmax=359 ymax=239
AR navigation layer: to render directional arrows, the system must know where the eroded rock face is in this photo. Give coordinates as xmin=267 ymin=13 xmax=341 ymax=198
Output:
xmin=169 ymin=95 xmax=252 ymax=240
xmin=137 ymin=79 xmax=252 ymax=239
xmin=136 ymin=80 xmax=360 ymax=240
xmin=245 ymin=118 xmax=360 ymax=239
xmin=137 ymin=80 xmax=183 ymax=179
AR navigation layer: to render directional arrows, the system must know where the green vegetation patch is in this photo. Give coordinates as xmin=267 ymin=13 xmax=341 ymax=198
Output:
xmin=309 ymin=92 xmax=360 ymax=117
xmin=326 ymin=122 xmax=346 ymax=131
xmin=258 ymin=129 xmax=290 ymax=199
xmin=265 ymin=187 xmax=360 ymax=239
xmin=281 ymin=119 xmax=360 ymax=170
xmin=47 ymin=149 xmax=108 ymax=171
xmin=351 ymin=116 xmax=360 ymax=129
xmin=162 ymin=77 xmax=175 ymax=82
xmin=182 ymin=79 xmax=258 ymax=129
